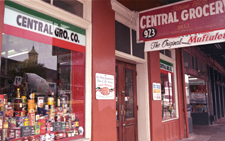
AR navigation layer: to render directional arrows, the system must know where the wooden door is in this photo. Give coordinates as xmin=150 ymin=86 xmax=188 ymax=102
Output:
xmin=116 ymin=60 xmax=137 ymax=141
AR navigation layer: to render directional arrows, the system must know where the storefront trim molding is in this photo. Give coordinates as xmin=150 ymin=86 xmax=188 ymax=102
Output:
xmin=115 ymin=50 xmax=145 ymax=64
xmin=11 ymin=0 xmax=91 ymax=29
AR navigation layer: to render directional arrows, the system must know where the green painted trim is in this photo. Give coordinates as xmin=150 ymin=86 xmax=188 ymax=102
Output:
xmin=5 ymin=0 xmax=85 ymax=35
xmin=160 ymin=59 xmax=173 ymax=67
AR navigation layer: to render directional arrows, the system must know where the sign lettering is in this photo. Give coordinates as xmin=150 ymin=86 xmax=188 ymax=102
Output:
xmin=138 ymin=0 xmax=225 ymax=42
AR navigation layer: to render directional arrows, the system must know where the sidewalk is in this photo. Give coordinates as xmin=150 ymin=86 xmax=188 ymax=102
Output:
xmin=178 ymin=117 xmax=225 ymax=141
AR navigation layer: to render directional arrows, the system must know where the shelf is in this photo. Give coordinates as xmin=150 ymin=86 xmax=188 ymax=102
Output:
xmin=9 ymin=129 xmax=83 ymax=141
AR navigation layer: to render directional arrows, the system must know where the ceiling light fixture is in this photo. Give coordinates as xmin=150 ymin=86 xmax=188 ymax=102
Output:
xmin=222 ymin=54 xmax=225 ymax=58
xmin=188 ymin=78 xmax=198 ymax=80
xmin=215 ymin=44 xmax=222 ymax=49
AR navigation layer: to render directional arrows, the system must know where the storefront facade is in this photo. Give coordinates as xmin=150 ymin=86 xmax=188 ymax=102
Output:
xmin=1 ymin=0 xmax=225 ymax=141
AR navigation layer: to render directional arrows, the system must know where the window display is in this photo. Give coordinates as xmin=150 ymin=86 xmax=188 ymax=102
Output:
xmin=0 ymin=1 xmax=86 ymax=140
xmin=0 ymin=34 xmax=85 ymax=141
xmin=189 ymin=80 xmax=207 ymax=113
xmin=160 ymin=60 xmax=177 ymax=120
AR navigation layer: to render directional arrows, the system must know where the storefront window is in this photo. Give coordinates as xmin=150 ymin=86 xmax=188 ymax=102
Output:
xmin=160 ymin=49 xmax=171 ymax=58
xmin=183 ymin=50 xmax=190 ymax=67
xmin=197 ymin=59 xmax=202 ymax=72
xmin=160 ymin=60 xmax=176 ymax=120
xmin=42 ymin=0 xmax=83 ymax=18
xmin=1 ymin=1 xmax=86 ymax=140
xmin=191 ymin=56 xmax=197 ymax=70
xmin=189 ymin=79 xmax=207 ymax=113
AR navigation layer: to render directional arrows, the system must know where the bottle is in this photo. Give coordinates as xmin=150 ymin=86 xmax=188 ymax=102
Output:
xmin=60 ymin=92 xmax=68 ymax=108
xmin=4 ymin=94 xmax=8 ymax=105
xmin=21 ymin=93 xmax=27 ymax=111
xmin=75 ymin=117 xmax=79 ymax=127
xmin=57 ymin=94 xmax=60 ymax=107
xmin=3 ymin=118 xmax=8 ymax=129
xmin=47 ymin=92 xmax=54 ymax=106
xmin=14 ymin=88 xmax=22 ymax=111
xmin=35 ymin=105 xmax=40 ymax=121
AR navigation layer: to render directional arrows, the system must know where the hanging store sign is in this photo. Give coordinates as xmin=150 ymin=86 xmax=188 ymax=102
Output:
xmin=145 ymin=28 xmax=225 ymax=51
xmin=96 ymin=73 xmax=115 ymax=100
xmin=189 ymin=80 xmax=205 ymax=85
xmin=3 ymin=1 xmax=86 ymax=53
xmin=160 ymin=59 xmax=173 ymax=73
xmin=138 ymin=0 xmax=225 ymax=42
xmin=153 ymin=83 xmax=161 ymax=100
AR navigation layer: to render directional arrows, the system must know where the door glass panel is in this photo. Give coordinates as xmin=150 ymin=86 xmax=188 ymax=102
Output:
xmin=125 ymin=69 xmax=134 ymax=118
xmin=116 ymin=66 xmax=119 ymax=120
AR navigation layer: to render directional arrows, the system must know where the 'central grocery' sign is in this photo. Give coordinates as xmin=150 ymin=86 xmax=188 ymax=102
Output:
xmin=138 ymin=0 xmax=225 ymax=42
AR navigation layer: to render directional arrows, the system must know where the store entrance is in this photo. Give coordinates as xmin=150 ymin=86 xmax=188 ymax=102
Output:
xmin=116 ymin=60 xmax=137 ymax=141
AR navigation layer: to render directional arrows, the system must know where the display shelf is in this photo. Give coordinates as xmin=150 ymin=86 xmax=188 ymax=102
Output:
xmin=9 ymin=129 xmax=83 ymax=141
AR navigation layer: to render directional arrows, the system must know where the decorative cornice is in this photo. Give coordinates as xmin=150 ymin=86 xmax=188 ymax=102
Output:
xmin=111 ymin=0 xmax=137 ymax=30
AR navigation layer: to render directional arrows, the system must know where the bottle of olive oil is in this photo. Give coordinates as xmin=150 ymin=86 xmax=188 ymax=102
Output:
xmin=14 ymin=88 xmax=22 ymax=111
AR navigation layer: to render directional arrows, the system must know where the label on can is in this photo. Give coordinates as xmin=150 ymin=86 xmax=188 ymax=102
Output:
xmin=3 ymin=129 xmax=8 ymax=140
xmin=15 ymin=129 xmax=21 ymax=138
xmin=40 ymin=135 xmax=45 ymax=141
xmin=21 ymin=96 xmax=27 ymax=103
xmin=9 ymin=130 xmax=15 ymax=139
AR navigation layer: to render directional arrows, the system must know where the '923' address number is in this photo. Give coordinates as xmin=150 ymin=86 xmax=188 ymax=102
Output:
xmin=142 ymin=28 xmax=157 ymax=39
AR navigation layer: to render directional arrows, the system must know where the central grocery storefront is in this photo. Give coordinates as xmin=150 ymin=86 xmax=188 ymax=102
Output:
xmin=1 ymin=0 xmax=225 ymax=141
xmin=0 ymin=0 xmax=92 ymax=141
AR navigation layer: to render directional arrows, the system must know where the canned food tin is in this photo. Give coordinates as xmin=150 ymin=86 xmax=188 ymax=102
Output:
xmin=24 ymin=118 xmax=29 ymax=126
xmin=15 ymin=129 xmax=21 ymax=138
xmin=20 ymin=111 xmax=26 ymax=117
xmin=2 ymin=129 xmax=8 ymax=140
xmin=40 ymin=135 xmax=45 ymax=141
xmin=9 ymin=129 xmax=15 ymax=139
xmin=50 ymin=133 xmax=55 ymax=140
xmin=28 ymin=108 xmax=35 ymax=113
xmin=49 ymin=105 xmax=54 ymax=109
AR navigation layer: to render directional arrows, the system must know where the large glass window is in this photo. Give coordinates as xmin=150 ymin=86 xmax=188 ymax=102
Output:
xmin=189 ymin=79 xmax=207 ymax=113
xmin=160 ymin=60 xmax=176 ymax=120
xmin=1 ymin=1 xmax=86 ymax=139
xmin=1 ymin=34 xmax=85 ymax=139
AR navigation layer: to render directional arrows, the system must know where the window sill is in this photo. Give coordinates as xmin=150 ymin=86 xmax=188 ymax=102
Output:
xmin=162 ymin=117 xmax=179 ymax=123
xmin=70 ymin=138 xmax=91 ymax=141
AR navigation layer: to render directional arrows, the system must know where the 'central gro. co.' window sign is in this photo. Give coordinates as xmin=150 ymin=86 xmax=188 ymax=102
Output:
xmin=3 ymin=1 xmax=86 ymax=52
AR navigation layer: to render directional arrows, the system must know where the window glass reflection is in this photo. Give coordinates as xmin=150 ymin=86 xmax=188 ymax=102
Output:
xmin=161 ymin=61 xmax=176 ymax=120
xmin=53 ymin=0 xmax=83 ymax=18
xmin=125 ymin=69 xmax=134 ymax=118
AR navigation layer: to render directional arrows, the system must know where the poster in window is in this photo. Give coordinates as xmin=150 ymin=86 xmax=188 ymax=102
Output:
xmin=153 ymin=83 xmax=161 ymax=100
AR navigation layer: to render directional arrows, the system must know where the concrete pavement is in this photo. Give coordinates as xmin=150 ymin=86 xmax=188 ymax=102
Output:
xmin=178 ymin=117 xmax=225 ymax=141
